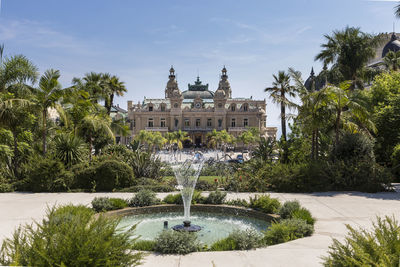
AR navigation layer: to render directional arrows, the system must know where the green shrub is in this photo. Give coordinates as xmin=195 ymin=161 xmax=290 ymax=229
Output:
xmin=162 ymin=191 xmax=205 ymax=205
xmin=154 ymin=230 xmax=200 ymax=254
xmin=163 ymin=193 xmax=182 ymax=204
xmin=73 ymin=160 xmax=134 ymax=191
xmin=129 ymin=189 xmax=160 ymax=207
xmin=119 ymin=184 xmax=175 ymax=192
xmin=291 ymin=208 xmax=315 ymax=225
xmin=130 ymin=150 xmax=163 ymax=179
xmin=249 ymin=195 xmax=281 ymax=214
xmin=25 ymin=157 xmax=73 ymax=192
xmin=211 ymin=229 xmax=263 ymax=251
xmin=92 ymin=160 xmax=134 ymax=191
xmin=323 ymin=216 xmax=400 ymax=266
xmin=0 ymin=205 xmax=142 ymax=266
xmin=92 ymin=197 xmax=129 ymax=212
xmin=132 ymin=240 xmax=156 ymax=251
xmin=264 ymin=218 xmax=314 ymax=245
xmin=205 ymin=190 xmax=227 ymax=205
xmin=279 ymin=200 xmax=301 ymax=219
xmin=225 ymin=199 xmax=249 ymax=207
xmin=92 ymin=197 xmax=114 ymax=212
xmin=195 ymin=179 xmax=215 ymax=191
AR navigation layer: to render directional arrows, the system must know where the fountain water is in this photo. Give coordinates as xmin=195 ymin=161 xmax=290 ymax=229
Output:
xmin=169 ymin=151 xmax=205 ymax=231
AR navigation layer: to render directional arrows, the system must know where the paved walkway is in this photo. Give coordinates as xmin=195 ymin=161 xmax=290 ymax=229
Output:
xmin=0 ymin=191 xmax=399 ymax=267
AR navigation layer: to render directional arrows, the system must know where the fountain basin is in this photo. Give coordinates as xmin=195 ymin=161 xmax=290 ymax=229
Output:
xmin=110 ymin=205 xmax=279 ymax=246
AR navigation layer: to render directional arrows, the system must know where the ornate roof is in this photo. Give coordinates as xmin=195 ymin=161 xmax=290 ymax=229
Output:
xmin=182 ymin=76 xmax=214 ymax=99
xmin=382 ymin=33 xmax=400 ymax=57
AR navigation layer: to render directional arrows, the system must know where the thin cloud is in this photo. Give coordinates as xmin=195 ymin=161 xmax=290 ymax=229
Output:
xmin=0 ymin=19 xmax=97 ymax=54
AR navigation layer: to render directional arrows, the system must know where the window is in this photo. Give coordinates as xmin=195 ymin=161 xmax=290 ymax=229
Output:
xmin=231 ymin=104 xmax=236 ymax=111
xmin=243 ymin=104 xmax=248 ymax=111
xmin=161 ymin=118 xmax=166 ymax=127
xmin=218 ymin=119 xmax=222 ymax=127
xmin=196 ymin=118 xmax=201 ymax=127
xmin=161 ymin=104 xmax=166 ymax=112
xmin=244 ymin=118 xmax=248 ymax=127
xmin=207 ymin=118 xmax=212 ymax=127
xmin=148 ymin=105 xmax=153 ymax=111
xmin=175 ymin=119 xmax=179 ymax=127
xmin=130 ymin=119 xmax=135 ymax=130
xmin=174 ymin=103 xmax=178 ymax=108
xmin=184 ymin=119 xmax=190 ymax=127
xmin=148 ymin=118 xmax=153 ymax=127
xmin=218 ymin=103 xmax=223 ymax=108
xmin=231 ymin=118 xmax=236 ymax=127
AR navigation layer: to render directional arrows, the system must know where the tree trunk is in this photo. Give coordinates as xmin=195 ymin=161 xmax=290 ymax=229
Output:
xmin=107 ymin=93 xmax=114 ymax=116
xmin=12 ymin=131 xmax=19 ymax=178
xmin=311 ymin=130 xmax=315 ymax=160
xmin=335 ymin=110 xmax=341 ymax=147
xmin=89 ymin=134 xmax=93 ymax=161
xmin=281 ymin=102 xmax=286 ymax=141
xmin=315 ymin=129 xmax=319 ymax=160
xmin=42 ymin=109 xmax=47 ymax=155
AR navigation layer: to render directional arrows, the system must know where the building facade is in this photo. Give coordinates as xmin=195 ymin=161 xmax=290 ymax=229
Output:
xmin=127 ymin=67 xmax=277 ymax=147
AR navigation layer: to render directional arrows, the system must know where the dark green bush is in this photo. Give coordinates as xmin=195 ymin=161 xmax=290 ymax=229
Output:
xmin=249 ymin=195 xmax=281 ymax=214
xmin=154 ymin=230 xmax=200 ymax=254
xmin=91 ymin=197 xmax=129 ymax=212
xmin=323 ymin=216 xmax=400 ymax=266
xmin=204 ymin=190 xmax=227 ymax=204
xmin=129 ymin=189 xmax=160 ymax=207
xmin=129 ymin=150 xmax=163 ymax=179
xmin=0 ymin=205 xmax=142 ymax=266
xmin=119 ymin=184 xmax=175 ymax=192
xmin=25 ymin=157 xmax=73 ymax=192
xmin=291 ymin=208 xmax=315 ymax=225
xmin=73 ymin=160 xmax=134 ymax=191
xmin=264 ymin=219 xmax=314 ymax=245
xmin=162 ymin=191 xmax=205 ymax=205
xmin=132 ymin=240 xmax=156 ymax=251
xmin=279 ymin=200 xmax=301 ymax=219
xmin=225 ymin=199 xmax=249 ymax=207
xmin=210 ymin=229 xmax=263 ymax=251
xmin=195 ymin=179 xmax=215 ymax=191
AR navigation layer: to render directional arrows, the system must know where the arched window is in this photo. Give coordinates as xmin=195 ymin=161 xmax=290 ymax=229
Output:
xmin=148 ymin=104 xmax=153 ymax=112
xmin=160 ymin=104 xmax=166 ymax=112
xmin=231 ymin=104 xmax=236 ymax=111
xmin=243 ymin=103 xmax=248 ymax=111
xmin=174 ymin=103 xmax=179 ymax=108
xmin=148 ymin=118 xmax=154 ymax=127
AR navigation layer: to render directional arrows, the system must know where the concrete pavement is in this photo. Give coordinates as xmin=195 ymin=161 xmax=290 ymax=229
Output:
xmin=0 ymin=191 xmax=399 ymax=267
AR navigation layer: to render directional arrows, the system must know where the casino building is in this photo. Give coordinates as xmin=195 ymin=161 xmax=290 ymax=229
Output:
xmin=126 ymin=67 xmax=277 ymax=147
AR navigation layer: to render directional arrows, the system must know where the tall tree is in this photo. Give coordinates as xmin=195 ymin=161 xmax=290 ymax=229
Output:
xmin=103 ymin=75 xmax=127 ymax=115
xmin=34 ymin=69 xmax=64 ymax=154
xmin=264 ymin=71 xmax=297 ymax=142
xmin=315 ymin=26 xmax=380 ymax=89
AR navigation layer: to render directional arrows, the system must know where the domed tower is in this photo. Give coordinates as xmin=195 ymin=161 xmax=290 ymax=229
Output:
xmin=217 ymin=66 xmax=232 ymax=99
xmin=165 ymin=66 xmax=181 ymax=99
xmin=382 ymin=33 xmax=400 ymax=58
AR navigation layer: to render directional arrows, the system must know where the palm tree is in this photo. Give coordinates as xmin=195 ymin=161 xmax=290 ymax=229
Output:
xmin=383 ymin=50 xmax=400 ymax=71
xmin=34 ymin=69 xmax=64 ymax=154
xmin=0 ymin=55 xmax=38 ymax=95
xmin=151 ymin=132 xmax=167 ymax=151
xmin=0 ymin=44 xmax=4 ymax=63
xmin=52 ymin=133 xmax=87 ymax=167
xmin=135 ymin=130 xmax=153 ymax=149
xmin=172 ymin=130 xmax=191 ymax=150
xmin=77 ymin=114 xmax=114 ymax=160
xmin=103 ymin=75 xmax=127 ymax=115
xmin=72 ymin=72 xmax=104 ymax=104
xmin=395 ymin=3 xmax=400 ymax=18
xmin=315 ymin=27 xmax=380 ymax=89
xmin=206 ymin=129 xmax=219 ymax=149
xmin=319 ymin=83 xmax=376 ymax=146
xmin=264 ymin=71 xmax=297 ymax=142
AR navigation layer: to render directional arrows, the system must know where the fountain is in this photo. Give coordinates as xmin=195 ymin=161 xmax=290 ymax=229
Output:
xmin=169 ymin=151 xmax=205 ymax=232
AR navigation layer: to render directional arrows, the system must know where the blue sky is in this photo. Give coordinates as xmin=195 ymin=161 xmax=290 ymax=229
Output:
xmin=0 ymin=0 xmax=398 ymax=132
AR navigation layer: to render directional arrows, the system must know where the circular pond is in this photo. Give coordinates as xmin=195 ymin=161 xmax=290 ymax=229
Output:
xmin=118 ymin=211 xmax=271 ymax=245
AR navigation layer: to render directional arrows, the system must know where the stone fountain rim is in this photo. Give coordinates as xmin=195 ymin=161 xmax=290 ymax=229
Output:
xmin=101 ymin=204 xmax=280 ymax=223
